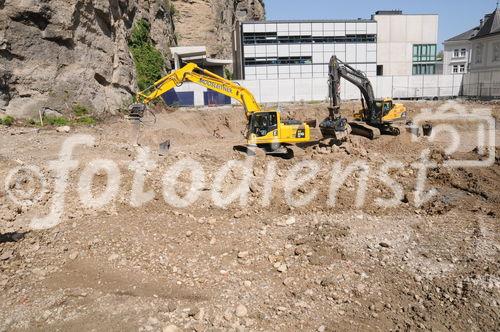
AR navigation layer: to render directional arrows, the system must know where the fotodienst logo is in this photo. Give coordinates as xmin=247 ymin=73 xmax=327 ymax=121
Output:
xmin=2 ymin=102 xmax=496 ymax=231
xmin=411 ymin=101 xmax=496 ymax=167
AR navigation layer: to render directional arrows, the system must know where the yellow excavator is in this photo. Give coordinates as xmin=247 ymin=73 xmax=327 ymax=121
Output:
xmin=320 ymin=55 xmax=407 ymax=139
xmin=129 ymin=63 xmax=312 ymax=155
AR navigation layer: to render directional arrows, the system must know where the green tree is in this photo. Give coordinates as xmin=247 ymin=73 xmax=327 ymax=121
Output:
xmin=129 ymin=19 xmax=165 ymax=91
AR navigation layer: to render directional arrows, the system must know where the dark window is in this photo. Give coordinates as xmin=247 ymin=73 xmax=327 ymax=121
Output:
xmin=376 ymin=65 xmax=383 ymax=76
xmin=243 ymin=32 xmax=376 ymax=45
xmin=244 ymin=56 xmax=313 ymax=66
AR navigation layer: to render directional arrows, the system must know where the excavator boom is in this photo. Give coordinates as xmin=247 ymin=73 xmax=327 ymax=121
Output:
xmin=137 ymin=63 xmax=260 ymax=117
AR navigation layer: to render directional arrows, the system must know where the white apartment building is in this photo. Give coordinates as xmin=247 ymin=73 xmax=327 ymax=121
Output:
xmin=469 ymin=8 xmax=500 ymax=73
xmin=443 ymin=28 xmax=477 ymax=74
xmin=443 ymin=8 xmax=500 ymax=76
xmin=372 ymin=11 xmax=439 ymax=76
xmin=233 ymin=11 xmax=439 ymax=79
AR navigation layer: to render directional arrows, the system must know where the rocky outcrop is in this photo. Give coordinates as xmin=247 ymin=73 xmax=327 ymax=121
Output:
xmin=171 ymin=0 xmax=265 ymax=58
xmin=0 ymin=0 xmax=176 ymax=116
xmin=0 ymin=0 xmax=264 ymax=116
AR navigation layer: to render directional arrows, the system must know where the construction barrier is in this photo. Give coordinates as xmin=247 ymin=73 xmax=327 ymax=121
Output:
xmin=170 ymin=74 xmax=466 ymax=106
xmin=462 ymin=70 xmax=500 ymax=98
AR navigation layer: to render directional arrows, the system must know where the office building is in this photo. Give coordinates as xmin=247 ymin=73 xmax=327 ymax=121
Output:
xmin=373 ymin=11 xmax=439 ymax=76
xmin=233 ymin=10 xmax=439 ymax=79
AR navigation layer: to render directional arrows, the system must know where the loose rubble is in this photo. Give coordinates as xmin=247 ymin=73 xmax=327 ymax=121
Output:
xmin=0 ymin=100 xmax=499 ymax=330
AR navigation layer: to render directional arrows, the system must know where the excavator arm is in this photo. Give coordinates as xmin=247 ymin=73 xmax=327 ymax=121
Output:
xmin=134 ymin=63 xmax=260 ymax=118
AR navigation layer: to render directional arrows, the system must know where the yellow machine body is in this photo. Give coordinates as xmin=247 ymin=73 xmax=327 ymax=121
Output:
xmin=134 ymin=63 xmax=310 ymax=148
xmin=353 ymin=98 xmax=407 ymax=123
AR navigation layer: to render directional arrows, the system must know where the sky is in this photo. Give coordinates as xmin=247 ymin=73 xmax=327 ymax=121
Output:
xmin=265 ymin=0 xmax=497 ymax=50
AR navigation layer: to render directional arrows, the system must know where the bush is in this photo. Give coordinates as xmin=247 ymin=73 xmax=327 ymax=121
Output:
xmin=0 ymin=115 xmax=14 ymax=126
xmin=73 ymin=104 xmax=89 ymax=116
xmin=76 ymin=116 xmax=96 ymax=126
xmin=129 ymin=19 xmax=165 ymax=91
xmin=169 ymin=3 xmax=177 ymax=16
xmin=44 ymin=116 xmax=70 ymax=126
xmin=224 ymin=68 xmax=233 ymax=80
xmin=129 ymin=19 xmax=151 ymax=48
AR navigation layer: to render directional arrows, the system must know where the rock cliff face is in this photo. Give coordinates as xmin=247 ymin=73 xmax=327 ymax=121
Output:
xmin=171 ymin=0 xmax=265 ymax=58
xmin=0 ymin=0 xmax=264 ymax=116
xmin=0 ymin=0 xmax=176 ymax=115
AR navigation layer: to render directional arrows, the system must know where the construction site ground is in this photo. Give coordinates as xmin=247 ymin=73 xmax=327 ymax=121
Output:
xmin=0 ymin=100 xmax=499 ymax=331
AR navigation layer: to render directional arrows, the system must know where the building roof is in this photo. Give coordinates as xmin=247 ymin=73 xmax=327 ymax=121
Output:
xmin=472 ymin=8 xmax=500 ymax=39
xmin=374 ymin=10 xmax=402 ymax=15
xmin=445 ymin=27 xmax=479 ymax=42
xmin=169 ymin=46 xmax=232 ymax=69
xmin=241 ymin=19 xmax=376 ymax=24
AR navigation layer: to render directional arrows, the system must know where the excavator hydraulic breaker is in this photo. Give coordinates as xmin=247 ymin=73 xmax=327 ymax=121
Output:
xmin=129 ymin=103 xmax=146 ymax=119
xmin=319 ymin=115 xmax=349 ymax=139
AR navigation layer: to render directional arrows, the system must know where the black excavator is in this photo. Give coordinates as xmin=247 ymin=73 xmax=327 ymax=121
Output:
xmin=320 ymin=55 xmax=408 ymax=139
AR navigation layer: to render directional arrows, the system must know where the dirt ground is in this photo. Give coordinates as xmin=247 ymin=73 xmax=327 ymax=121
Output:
xmin=0 ymin=100 xmax=499 ymax=331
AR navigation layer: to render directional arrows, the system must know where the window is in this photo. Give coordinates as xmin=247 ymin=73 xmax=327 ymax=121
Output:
xmin=413 ymin=45 xmax=437 ymax=75
xmin=413 ymin=44 xmax=437 ymax=62
xmin=376 ymin=65 xmax=384 ymax=76
xmin=413 ymin=64 xmax=436 ymax=75
xmin=383 ymin=101 xmax=392 ymax=112
xmin=493 ymin=42 xmax=500 ymax=62
xmin=460 ymin=48 xmax=466 ymax=57
xmin=242 ymin=32 xmax=376 ymax=45
xmin=475 ymin=43 xmax=483 ymax=64
xmin=459 ymin=65 xmax=465 ymax=73
xmin=244 ymin=56 xmax=313 ymax=66
xmin=453 ymin=49 xmax=459 ymax=58
xmin=452 ymin=65 xmax=458 ymax=73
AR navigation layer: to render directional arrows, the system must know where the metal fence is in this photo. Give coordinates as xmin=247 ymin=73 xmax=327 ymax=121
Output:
xmin=172 ymin=72 xmax=500 ymax=106
xmin=462 ymin=70 xmax=500 ymax=98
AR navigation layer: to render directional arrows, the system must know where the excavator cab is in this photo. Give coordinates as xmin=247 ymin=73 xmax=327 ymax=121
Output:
xmin=381 ymin=100 xmax=392 ymax=114
xmin=248 ymin=111 xmax=278 ymax=137
xmin=380 ymin=98 xmax=407 ymax=123
xmin=247 ymin=110 xmax=310 ymax=148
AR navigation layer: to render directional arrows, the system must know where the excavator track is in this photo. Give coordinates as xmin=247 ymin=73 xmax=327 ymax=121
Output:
xmin=260 ymin=144 xmax=295 ymax=159
xmin=349 ymin=121 xmax=381 ymax=140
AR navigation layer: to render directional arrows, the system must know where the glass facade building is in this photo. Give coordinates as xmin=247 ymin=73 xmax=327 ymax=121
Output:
xmin=235 ymin=20 xmax=378 ymax=80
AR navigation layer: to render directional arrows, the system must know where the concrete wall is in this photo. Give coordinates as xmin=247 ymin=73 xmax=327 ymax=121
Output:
xmin=172 ymin=74 xmax=464 ymax=106
xmin=374 ymin=14 xmax=439 ymax=76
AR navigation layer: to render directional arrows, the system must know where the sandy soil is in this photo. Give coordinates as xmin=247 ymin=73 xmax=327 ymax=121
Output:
xmin=0 ymin=100 xmax=499 ymax=331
